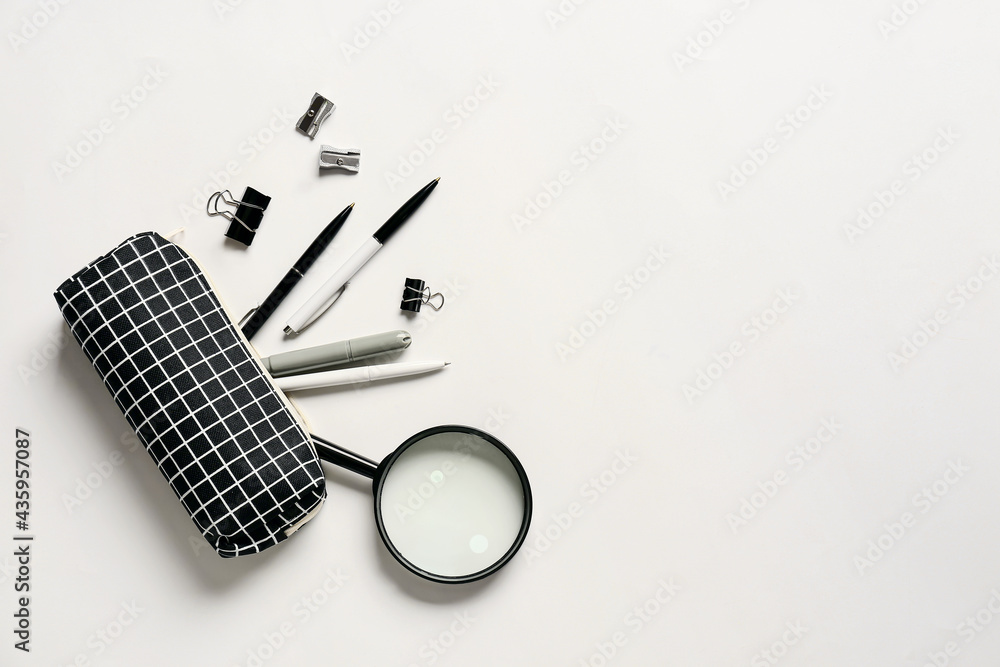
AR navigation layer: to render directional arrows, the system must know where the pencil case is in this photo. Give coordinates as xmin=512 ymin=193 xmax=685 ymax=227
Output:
xmin=53 ymin=232 xmax=326 ymax=558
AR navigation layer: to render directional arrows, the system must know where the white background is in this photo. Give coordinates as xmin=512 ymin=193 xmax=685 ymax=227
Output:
xmin=2 ymin=0 xmax=1000 ymax=665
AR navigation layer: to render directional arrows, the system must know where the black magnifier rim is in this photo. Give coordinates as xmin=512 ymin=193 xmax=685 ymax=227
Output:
xmin=372 ymin=425 xmax=533 ymax=585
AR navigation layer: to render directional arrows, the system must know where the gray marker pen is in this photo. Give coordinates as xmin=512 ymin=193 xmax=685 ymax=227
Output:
xmin=261 ymin=330 xmax=412 ymax=377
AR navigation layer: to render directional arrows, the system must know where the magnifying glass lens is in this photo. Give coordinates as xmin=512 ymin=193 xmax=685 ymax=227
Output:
xmin=378 ymin=431 xmax=528 ymax=580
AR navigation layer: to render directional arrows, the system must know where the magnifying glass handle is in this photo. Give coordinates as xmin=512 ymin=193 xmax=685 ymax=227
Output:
xmin=311 ymin=434 xmax=378 ymax=479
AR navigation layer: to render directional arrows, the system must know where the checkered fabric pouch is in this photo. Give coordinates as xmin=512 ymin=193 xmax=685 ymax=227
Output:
xmin=54 ymin=232 xmax=326 ymax=557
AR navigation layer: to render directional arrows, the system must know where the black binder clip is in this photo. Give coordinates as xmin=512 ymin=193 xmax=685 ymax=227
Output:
xmin=206 ymin=187 xmax=271 ymax=246
xmin=296 ymin=93 xmax=334 ymax=140
xmin=400 ymin=278 xmax=444 ymax=313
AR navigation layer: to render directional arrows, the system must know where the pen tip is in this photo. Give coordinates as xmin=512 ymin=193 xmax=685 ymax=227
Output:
xmin=434 ymin=177 xmax=440 ymax=182
xmin=444 ymin=361 xmax=450 ymax=366
xmin=349 ymin=202 xmax=355 ymax=207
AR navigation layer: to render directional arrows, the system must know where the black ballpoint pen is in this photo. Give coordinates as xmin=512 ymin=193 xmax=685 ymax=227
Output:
xmin=283 ymin=178 xmax=440 ymax=335
xmin=240 ymin=203 xmax=354 ymax=340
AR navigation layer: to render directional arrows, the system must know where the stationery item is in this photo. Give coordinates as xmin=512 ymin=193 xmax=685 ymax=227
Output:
xmin=274 ymin=360 xmax=448 ymax=391
xmin=53 ymin=232 xmax=326 ymax=557
xmin=260 ymin=330 xmax=411 ymax=377
xmin=296 ymin=93 xmax=334 ymax=139
xmin=56 ymin=234 xmax=533 ymax=585
xmin=240 ymin=203 xmax=355 ymax=340
xmin=206 ymin=187 xmax=271 ymax=246
xmin=319 ymin=146 xmax=361 ymax=173
xmin=400 ymin=277 xmax=444 ymax=313
xmin=284 ymin=177 xmax=441 ymax=335
xmin=311 ymin=425 xmax=532 ymax=584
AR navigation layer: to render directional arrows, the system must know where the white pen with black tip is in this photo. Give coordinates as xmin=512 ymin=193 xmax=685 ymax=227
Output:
xmin=284 ymin=178 xmax=440 ymax=336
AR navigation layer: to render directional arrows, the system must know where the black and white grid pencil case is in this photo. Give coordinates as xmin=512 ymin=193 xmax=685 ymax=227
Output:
xmin=53 ymin=232 xmax=326 ymax=558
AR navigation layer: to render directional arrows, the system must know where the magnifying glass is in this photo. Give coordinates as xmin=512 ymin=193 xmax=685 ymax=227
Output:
xmin=311 ymin=426 xmax=532 ymax=584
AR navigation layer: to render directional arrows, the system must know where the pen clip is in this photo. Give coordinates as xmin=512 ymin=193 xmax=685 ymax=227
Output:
xmin=299 ymin=283 xmax=349 ymax=332
xmin=238 ymin=305 xmax=259 ymax=328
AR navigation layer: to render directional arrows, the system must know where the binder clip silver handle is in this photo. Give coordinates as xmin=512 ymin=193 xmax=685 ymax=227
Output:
xmin=206 ymin=189 xmax=263 ymax=233
xmin=205 ymin=187 xmax=271 ymax=247
xmin=319 ymin=146 xmax=361 ymax=174
xmin=400 ymin=278 xmax=444 ymax=313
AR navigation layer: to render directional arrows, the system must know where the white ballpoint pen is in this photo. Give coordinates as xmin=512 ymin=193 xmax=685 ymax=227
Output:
xmin=273 ymin=361 xmax=449 ymax=392
xmin=284 ymin=178 xmax=440 ymax=336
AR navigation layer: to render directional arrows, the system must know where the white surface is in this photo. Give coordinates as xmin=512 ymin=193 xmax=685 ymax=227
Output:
xmin=2 ymin=1 xmax=1000 ymax=665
